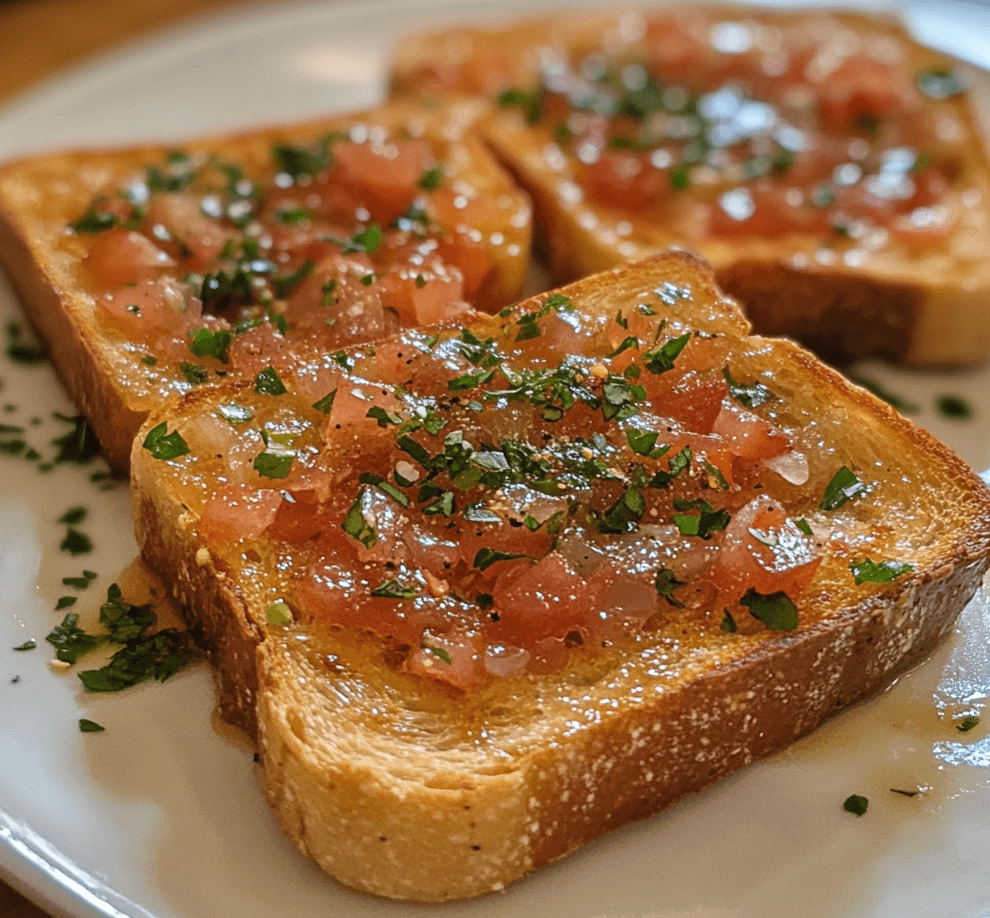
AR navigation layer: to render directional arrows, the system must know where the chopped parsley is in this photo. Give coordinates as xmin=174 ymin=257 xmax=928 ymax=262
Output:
xmin=12 ymin=640 xmax=36 ymax=651
xmin=956 ymin=715 xmax=980 ymax=733
xmin=655 ymin=568 xmax=685 ymax=607
xmin=936 ymin=395 xmax=972 ymax=419
xmin=63 ymin=570 xmax=98 ymax=590
xmin=473 ymin=548 xmax=531 ymax=571
xmin=723 ymin=366 xmax=772 ymax=408
xmin=739 ymin=589 xmax=799 ymax=631
xmin=312 ymin=390 xmax=337 ymax=414
xmin=642 ymin=333 xmax=690 ymax=374
xmin=79 ymin=719 xmax=105 ymax=733
xmin=843 ymin=794 xmax=869 ymax=816
xmin=189 ymin=328 xmax=233 ymax=363
xmin=672 ymin=499 xmax=730 ymax=539
xmin=850 ymin=557 xmax=913 ymax=585
xmin=58 ymin=506 xmax=87 ymax=525
xmin=218 ymin=402 xmax=254 ymax=425
xmin=917 ymin=67 xmax=965 ymax=100
xmin=371 ymin=579 xmax=417 ymax=600
xmin=417 ymin=166 xmax=443 ymax=191
xmin=60 ymin=528 xmax=93 ymax=556
xmin=425 ymin=645 xmax=452 ymax=665
xmin=341 ymin=490 xmax=377 ymax=548
xmin=253 ymin=450 xmax=294 ymax=479
xmin=254 ymin=365 xmax=287 ymax=396
xmin=496 ymin=86 xmax=543 ymax=123
xmin=141 ymin=422 xmax=190 ymax=461
xmin=819 ymin=466 xmax=867 ymax=511
xmin=69 ymin=204 xmax=117 ymax=234
xmin=51 ymin=415 xmax=101 ymax=465
xmin=180 ymin=362 xmax=209 ymax=385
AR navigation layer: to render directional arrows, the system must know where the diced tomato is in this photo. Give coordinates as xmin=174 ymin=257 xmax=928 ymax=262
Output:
xmin=84 ymin=229 xmax=174 ymax=289
xmin=582 ymin=562 xmax=658 ymax=643
xmin=708 ymin=185 xmax=834 ymax=239
xmin=97 ymin=277 xmax=202 ymax=344
xmin=198 ymin=482 xmax=282 ymax=544
xmin=284 ymin=254 xmax=391 ymax=341
xmin=662 ymin=370 xmax=728 ymax=433
xmin=488 ymin=552 xmax=590 ymax=645
xmin=295 ymin=557 xmax=421 ymax=646
xmin=430 ymin=229 xmax=495 ymax=304
xmin=644 ymin=15 xmax=705 ymax=84
xmin=406 ymin=629 xmax=486 ymax=690
xmin=709 ymin=496 xmax=822 ymax=601
xmin=267 ymin=490 xmax=325 ymax=544
xmin=816 ymin=53 xmax=915 ymax=129
xmin=713 ymin=401 xmax=790 ymax=460
xmin=227 ymin=322 xmax=292 ymax=379
xmin=483 ymin=643 xmax=530 ymax=678
xmin=323 ymin=382 xmax=402 ymax=446
xmin=580 ymin=148 xmax=672 ymax=213
xmin=377 ymin=258 xmax=468 ymax=326
xmin=322 ymin=139 xmax=435 ymax=225
xmin=143 ymin=194 xmax=233 ymax=271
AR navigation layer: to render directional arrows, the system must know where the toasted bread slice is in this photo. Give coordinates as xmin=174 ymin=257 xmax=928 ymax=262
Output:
xmin=0 ymin=98 xmax=532 ymax=470
xmin=131 ymin=251 xmax=990 ymax=901
xmin=391 ymin=7 xmax=990 ymax=366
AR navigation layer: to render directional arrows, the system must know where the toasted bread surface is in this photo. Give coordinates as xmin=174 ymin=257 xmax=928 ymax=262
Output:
xmin=132 ymin=252 xmax=990 ymax=900
xmin=391 ymin=7 xmax=990 ymax=365
xmin=0 ymin=97 xmax=533 ymax=470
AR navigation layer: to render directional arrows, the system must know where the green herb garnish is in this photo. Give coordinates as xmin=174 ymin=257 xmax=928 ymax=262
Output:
xmin=253 ymin=451 xmax=294 ymax=479
xmin=342 ymin=490 xmax=377 ymax=548
xmin=417 ymin=166 xmax=443 ymax=191
xmin=189 ymin=327 xmax=233 ymax=363
xmin=917 ymin=67 xmax=965 ymax=100
xmin=936 ymin=395 xmax=972 ymax=419
xmin=79 ymin=719 xmax=105 ymax=733
xmin=655 ymin=568 xmax=685 ymax=607
xmin=819 ymin=466 xmax=867 ymax=511
xmin=141 ymin=422 xmax=190 ymax=461
xmin=739 ymin=589 xmax=798 ymax=631
xmin=723 ymin=366 xmax=772 ymax=408
xmin=254 ymin=365 xmax=287 ymax=395
xmin=218 ymin=402 xmax=254 ymax=425
xmin=642 ymin=333 xmax=690 ymax=374
xmin=60 ymin=528 xmax=93 ymax=556
xmin=843 ymin=794 xmax=869 ymax=816
xmin=672 ymin=499 xmax=730 ymax=539
xmin=474 ymin=548 xmax=530 ymax=571
xmin=850 ymin=557 xmax=913 ymax=585
xmin=496 ymin=86 xmax=543 ymax=123
xmin=371 ymin=580 xmax=417 ymax=600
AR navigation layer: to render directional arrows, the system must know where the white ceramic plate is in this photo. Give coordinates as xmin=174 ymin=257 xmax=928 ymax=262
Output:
xmin=1 ymin=1 xmax=990 ymax=916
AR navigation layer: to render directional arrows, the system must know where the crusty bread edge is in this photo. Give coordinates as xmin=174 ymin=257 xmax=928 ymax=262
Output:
xmin=0 ymin=97 xmax=533 ymax=471
xmin=133 ymin=452 xmax=990 ymax=901
xmin=131 ymin=254 xmax=990 ymax=900
xmin=393 ymin=5 xmax=990 ymax=367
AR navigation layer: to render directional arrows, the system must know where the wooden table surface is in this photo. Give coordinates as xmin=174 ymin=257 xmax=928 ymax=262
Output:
xmin=0 ymin=2 xmax=265 ymax=915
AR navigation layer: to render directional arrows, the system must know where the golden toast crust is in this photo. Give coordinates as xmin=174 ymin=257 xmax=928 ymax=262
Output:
xmin=132 ymin=253 xmax=990 ymax=900
xmin=0 ymin=98 xmax=533 ymax=469
xmin=391 ymin=7 xmax=990 ymax=365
